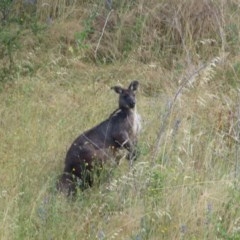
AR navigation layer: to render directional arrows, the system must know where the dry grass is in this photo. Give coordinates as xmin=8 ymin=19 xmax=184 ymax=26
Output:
xmin=1 ymin=58 xmax=239 ymax=239
xmin=1 ymin=0 xmax=240 ymax=239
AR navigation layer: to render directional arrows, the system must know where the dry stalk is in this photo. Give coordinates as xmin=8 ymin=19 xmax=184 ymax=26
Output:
xmin=151 ymin=63 xmax=211 ymax=163
xmin=94 ymin=9 xmax=114 ymax=61
xmin=234 ymin=90 xmax=240 ymax=181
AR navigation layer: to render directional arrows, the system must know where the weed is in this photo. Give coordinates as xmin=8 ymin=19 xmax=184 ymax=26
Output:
xmin=0 ymin=0 xmax=13 ymax=25
xmin=75 ymin=11 xmax=96 ymax=51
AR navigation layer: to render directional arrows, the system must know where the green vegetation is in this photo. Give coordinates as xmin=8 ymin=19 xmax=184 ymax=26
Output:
xmin=0 ymin=0 xmax=240 ymax=239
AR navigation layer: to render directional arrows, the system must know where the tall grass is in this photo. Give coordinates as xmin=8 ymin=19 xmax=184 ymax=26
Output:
xmin=0 ymin=0 xmax=240 ymax=239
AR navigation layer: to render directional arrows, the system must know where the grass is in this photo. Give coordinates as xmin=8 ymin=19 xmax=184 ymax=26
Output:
xmin=1 ymin=0 xmax=240 ymax=239
xmin=1 ymin=61 xmax=239 ymax=239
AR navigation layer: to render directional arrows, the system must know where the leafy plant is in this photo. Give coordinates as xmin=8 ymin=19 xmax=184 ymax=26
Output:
xmin=215 ymin=189 xmax=240 ymax=240
xmin=75 ymin=11 xmax=96 ymax=51
xmin=0 ymin=0 xmax=13 ymax=25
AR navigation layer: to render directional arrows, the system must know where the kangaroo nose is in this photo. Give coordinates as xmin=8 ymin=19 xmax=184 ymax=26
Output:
xmin=129 ymin=100 xmax=135 ymax=108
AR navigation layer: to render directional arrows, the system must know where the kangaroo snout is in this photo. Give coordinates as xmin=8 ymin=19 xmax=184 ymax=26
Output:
xmin=129 ymin=99 xmax=135 ymax=108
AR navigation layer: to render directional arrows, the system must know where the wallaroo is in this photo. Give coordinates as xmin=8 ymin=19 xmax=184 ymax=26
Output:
xmin=57 ymin=80 xmax=141 ymax=195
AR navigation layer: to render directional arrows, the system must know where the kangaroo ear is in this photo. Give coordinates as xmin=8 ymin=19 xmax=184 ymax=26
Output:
xmin=128 ymin=80 xmax=139 ymax=91
xmin=111 ymin=86 xmax=123 ymax=94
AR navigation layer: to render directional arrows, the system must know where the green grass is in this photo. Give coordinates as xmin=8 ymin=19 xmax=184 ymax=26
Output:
xmin=0 ymin=61 xmax=239 ymax=239
xmin=1 ymin=0 xmax=240 ymax=239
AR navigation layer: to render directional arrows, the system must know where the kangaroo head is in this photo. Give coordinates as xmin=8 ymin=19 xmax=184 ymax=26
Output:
xmin=111 ymin=81 xmax=139 ymax=109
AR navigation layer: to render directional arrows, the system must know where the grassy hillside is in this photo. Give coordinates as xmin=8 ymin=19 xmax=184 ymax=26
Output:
xmin=1 ymin=0 xmax=240 ymax=239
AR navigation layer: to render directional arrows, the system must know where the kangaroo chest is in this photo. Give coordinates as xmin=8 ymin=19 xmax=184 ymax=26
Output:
xmin=110 ymin=108 xmax=141 ymax=137
xmin=130 ymin=109 xmax=141 ymax=136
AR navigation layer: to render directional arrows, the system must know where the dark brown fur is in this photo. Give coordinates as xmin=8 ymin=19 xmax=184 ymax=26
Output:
xmin=57 ymin=81 xmax=141 ymax=195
